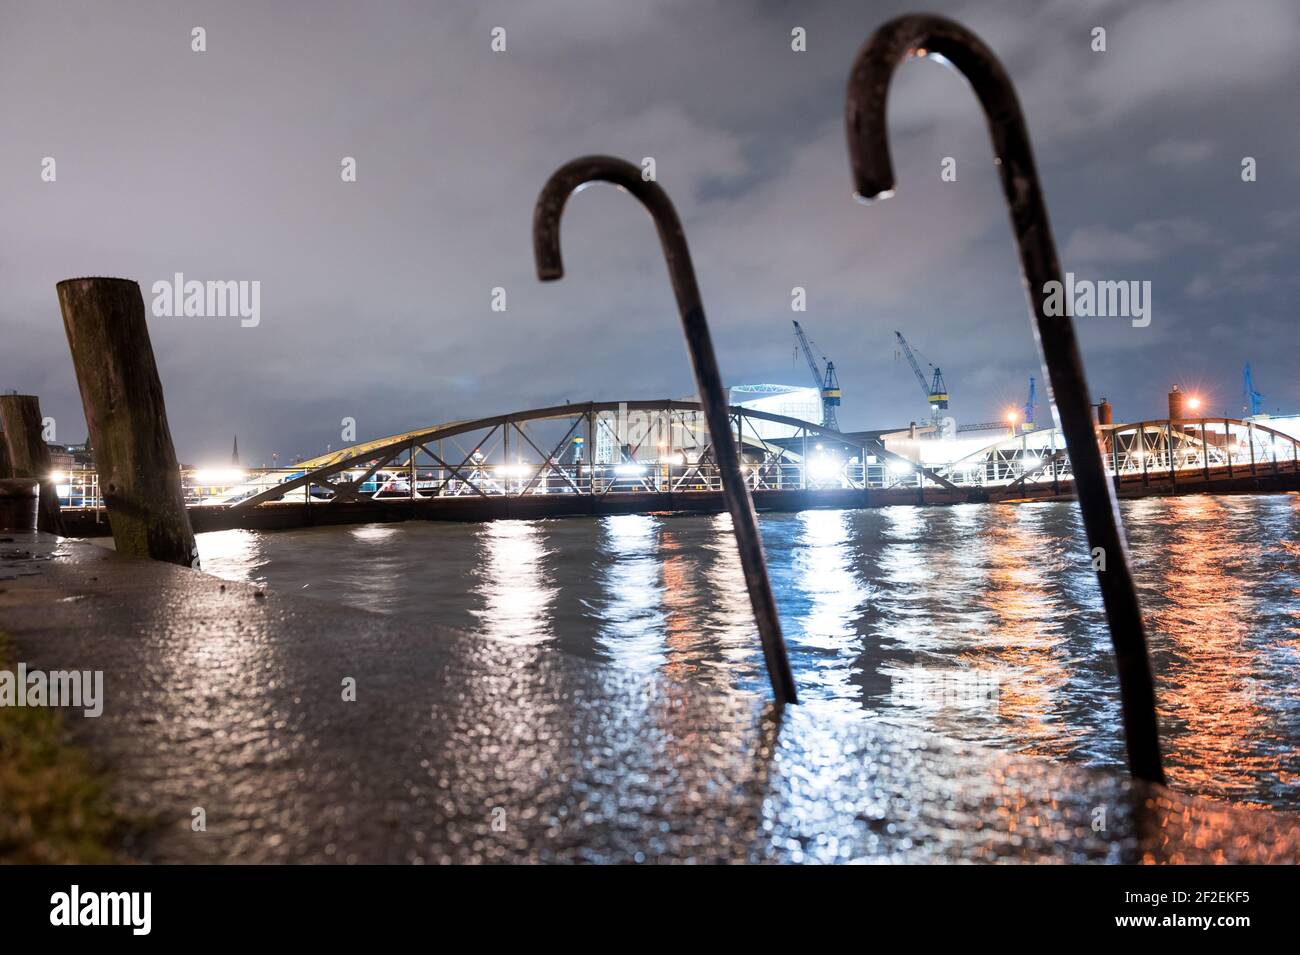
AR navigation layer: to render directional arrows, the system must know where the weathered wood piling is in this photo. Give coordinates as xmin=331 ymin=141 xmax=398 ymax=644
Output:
xmin=56 ymin=277 xmax=196 ymax=567
xmin=0 ymin=394 xmax=66 ymax=534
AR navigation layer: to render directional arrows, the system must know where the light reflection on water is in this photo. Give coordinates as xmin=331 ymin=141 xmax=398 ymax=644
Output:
xmin=198 ymin=494 xmax=1300 ymax=810
xmin=473 ymin=520 xmax=556 ymax=644
xmin=595 ymin=515 xmax=667 ymax=674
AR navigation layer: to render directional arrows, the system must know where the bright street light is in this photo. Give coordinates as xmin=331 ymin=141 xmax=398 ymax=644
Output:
xmin=808 ymin=455 xmax=841 ymax=482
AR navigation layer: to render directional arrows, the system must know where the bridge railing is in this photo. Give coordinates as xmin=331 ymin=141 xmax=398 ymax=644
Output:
xmin=55 ymin=460 xmax=906 ymax=508
xmin=928 ymin=418 xmax=1300 ymax=490
xmin=53 ymin=417 xmax=1300 ymax=511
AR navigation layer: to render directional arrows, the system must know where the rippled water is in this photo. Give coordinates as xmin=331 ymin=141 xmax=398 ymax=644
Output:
xmin=197 ymin=494 xmax=1300 ymax=810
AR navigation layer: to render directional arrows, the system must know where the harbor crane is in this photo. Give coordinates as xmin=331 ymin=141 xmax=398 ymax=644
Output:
xmin=894 ymin=330 xmax=949 ymax=433
xmin=1244 ymin=363 xmax=1265 ymax=417
xmin=792 ymin=320 xmax=841 ymax=430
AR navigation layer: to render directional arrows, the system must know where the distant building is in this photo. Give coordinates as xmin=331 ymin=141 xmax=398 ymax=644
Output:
xmin=729 ymin=384 xmax=821 ymax=440
xmin=1252 ymin=413 xmax=1300 ymax=442
xmin=45 ymin=441 xmax=93 ymax=472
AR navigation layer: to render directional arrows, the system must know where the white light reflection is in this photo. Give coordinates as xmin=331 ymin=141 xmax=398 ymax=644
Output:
xmin=793 ymin=509 xmax=871 ymax=715
xmin=471 ymin=521 xmax=557 ymax=644
xmin=342 ymin=524 xmax=403 ymax=611
xmin=195 ymin=529 xmax=266 ymax=584
xmin=876 ymin=507 xmax=932 ymax=659
xmin=595 ymin=515 xmax=667 ymax=674
xmin=703 ymin=512 xmax=764 ymax=686
xmin=349 ymin=525 xmax=399 ymax=544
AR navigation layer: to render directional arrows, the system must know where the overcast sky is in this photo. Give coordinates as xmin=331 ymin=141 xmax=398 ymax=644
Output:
xmin=3 ymin=0 xmax=1298 ymax=464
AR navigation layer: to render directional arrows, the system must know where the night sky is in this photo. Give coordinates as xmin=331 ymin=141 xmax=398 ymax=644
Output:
xmin=3 ymin=0 xmax=1298 ymax=464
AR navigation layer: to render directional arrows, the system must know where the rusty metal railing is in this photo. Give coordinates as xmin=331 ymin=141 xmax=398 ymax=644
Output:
xmin=532 ymin=156 xmax=799 ymax=706
xmin=845 ymin=14 xmax=1165 ymax=782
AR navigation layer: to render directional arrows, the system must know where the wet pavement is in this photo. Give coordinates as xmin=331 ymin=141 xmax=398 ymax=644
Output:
xmin=1 ymin=532 xmax=1296 ymax=863
xmin=0 ymin=530 xmax=59 ymax=581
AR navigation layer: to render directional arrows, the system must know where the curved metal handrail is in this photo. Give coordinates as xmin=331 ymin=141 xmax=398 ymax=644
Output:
xmin=846 ymin=15 xmax=1165 ymax=781
xmin=532 ymin=156 xmax=798 ymax=705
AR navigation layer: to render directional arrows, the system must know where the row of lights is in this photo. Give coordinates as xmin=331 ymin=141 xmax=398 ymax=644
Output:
xmin=51 ymin=468 xmax=255 ymax=485
xmin=59 ymin=395 xmax=1217 ymax=494
xmin=1002 ymin=394 xmax=1204 ymax=425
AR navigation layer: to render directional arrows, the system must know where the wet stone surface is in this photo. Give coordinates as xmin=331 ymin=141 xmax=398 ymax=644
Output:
xmin=0 ymin=533 xmax=1296 ymax=863
xmin=0 ymin=531 xmax=63 ymax=580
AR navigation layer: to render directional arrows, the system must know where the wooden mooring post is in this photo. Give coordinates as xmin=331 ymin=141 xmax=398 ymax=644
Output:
xmin=0 ymin=394 xmax=66 ymax=535
xmin=56 ymin=277 xmax=196 ymax=567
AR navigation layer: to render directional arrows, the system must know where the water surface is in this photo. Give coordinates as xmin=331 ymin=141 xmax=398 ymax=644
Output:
xmin=198 ymin=494 xmax=1300 ymax=810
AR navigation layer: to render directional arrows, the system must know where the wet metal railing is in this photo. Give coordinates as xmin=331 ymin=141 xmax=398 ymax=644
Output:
xmin=845 ymin=14 xmax=1167 ymax=781
xmin=531 ymin=157 xmax=799 ymax=706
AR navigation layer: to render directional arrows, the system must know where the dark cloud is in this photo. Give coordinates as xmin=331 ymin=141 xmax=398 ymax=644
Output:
xmin=2 ymin=0 xmax=1298 ymax=463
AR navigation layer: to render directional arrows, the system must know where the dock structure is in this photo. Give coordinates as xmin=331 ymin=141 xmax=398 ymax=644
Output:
xmin=49 ymin=400 xmax=1300 ymax=536
xmin=1 ymin=532 xmax=1297 ymax=864
xmin=0 ymin=394 xmax=66 ymax=535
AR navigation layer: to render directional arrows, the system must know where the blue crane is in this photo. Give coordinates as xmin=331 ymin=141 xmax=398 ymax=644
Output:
xmin=1244 ymin=363 xmax=1264 ymax=417
xmin=792 ymin=321 xmax=841 ymax=430
xmin=1022 ymin=376 xmax=1036 ymax=430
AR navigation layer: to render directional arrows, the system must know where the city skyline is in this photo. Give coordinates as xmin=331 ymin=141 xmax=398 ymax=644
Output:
xmin=3 ymin=0 xmax=1298 ymax=464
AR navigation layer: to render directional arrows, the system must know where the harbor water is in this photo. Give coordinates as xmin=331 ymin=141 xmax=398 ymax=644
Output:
xmin=197 ymin=494 xmax=1300 ymax=811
